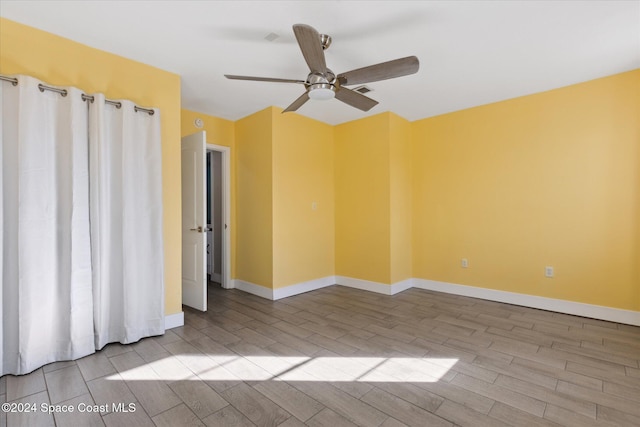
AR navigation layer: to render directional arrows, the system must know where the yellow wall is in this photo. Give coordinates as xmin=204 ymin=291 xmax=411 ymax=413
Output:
xmin=187 ymin=71 xmax=637 ymax=313
xmin=234 ymin=108 xmax=274 ymax=287
xmin=1 ymin=18 xmax=183 ymax=315
xmin=389 ymin=113 xmax=413 ymax=284
xmin=335 ymin=114 xmax=392 ymax=283
xmin=272 ymin=108 xmax=335 ymax=288
xmin=412 ymin=69 xmax=640 ymax=311
xmin=180 ymin=109 xmax=238 ymax=278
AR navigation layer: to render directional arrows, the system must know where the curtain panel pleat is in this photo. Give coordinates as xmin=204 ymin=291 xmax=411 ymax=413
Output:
xmin=89 ymin=94 xmax=165 ymax=350
xmin=1 ymin=76 xmax=164 ymax=376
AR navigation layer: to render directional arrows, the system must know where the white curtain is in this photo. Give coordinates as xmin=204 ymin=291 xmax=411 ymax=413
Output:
xmin=1 ymin=76 xmax=95 ymax=376
xmin=89 ymin=94 xmax=165 ymax=350
xmin=1 ymin=77 xmax=165 ymax=375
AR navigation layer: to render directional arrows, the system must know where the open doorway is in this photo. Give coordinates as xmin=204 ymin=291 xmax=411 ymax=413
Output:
xmin=206 ymin=150 xmax=222 ymax=286
xmin=181 ymin=131 xmax=231 ymax=312
xmin=206 ymin=143 xmax=231 ymax=291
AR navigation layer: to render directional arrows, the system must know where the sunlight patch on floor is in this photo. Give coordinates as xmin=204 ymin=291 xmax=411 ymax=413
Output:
xmin=107 ymin=354 xmax=458 ymax=382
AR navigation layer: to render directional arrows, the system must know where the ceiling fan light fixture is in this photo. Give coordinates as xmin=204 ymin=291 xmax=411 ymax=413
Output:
xmin=308 ymin=83 xmax=335 ymax=100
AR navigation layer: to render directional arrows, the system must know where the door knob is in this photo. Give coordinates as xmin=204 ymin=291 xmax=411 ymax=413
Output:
xmin=190 ymin=226 xmax=203 ymax=233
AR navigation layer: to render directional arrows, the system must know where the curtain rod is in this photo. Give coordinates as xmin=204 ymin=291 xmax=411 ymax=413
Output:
xmin=0 ymin=75 xmax=155 ymax=115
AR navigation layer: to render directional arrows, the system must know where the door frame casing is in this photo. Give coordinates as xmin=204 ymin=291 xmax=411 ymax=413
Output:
xmin=206 ymin=143 xmax=231 ymax=290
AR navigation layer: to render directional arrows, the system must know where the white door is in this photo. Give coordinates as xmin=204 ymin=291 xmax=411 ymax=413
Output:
xmin=181 ymin=131 xmax=207 ymax=311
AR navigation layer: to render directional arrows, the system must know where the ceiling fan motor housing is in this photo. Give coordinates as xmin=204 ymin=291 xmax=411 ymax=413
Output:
xmin=306 ymin=70 xmax=337 ymax=99
xmin=306 ymin=70 xmax=336 ymax=86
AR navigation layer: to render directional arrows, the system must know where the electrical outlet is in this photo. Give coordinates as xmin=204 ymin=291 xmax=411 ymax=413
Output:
xmin=311 ymin=202 xmax=318 ymax=211
xmin=461 ymin=258 xmax=469 ymax=268
xmin=545 ymin=266 xmax=554 ymax=278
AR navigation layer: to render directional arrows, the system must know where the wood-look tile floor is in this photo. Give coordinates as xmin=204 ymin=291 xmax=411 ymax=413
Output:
xmin=2 ymin=283 xmax=639 ymax=427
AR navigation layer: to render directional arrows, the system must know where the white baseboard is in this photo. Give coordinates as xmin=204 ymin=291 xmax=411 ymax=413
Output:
xmin=391 ymin=278 xmax=414 ymax=295
xmin=233 ymin=276 xmax=336 ymax=300
xmin=227 ymin=276 xmax=640 ymax=326
xmin=164 ymin=312 xmax=184 ymax=330
xmin=211 ymin=273 xmax=222 ymax=283
xmin=335 ymin=276 xmax=413 ymax=295
xmin=234 ymin=275 xmax=412 ymax=299
xmin=413 ymin=279 xmax=640 ymax=326
xmin=336 ymin=276 xmax=394 ymax=295
xmin=233 ymin=279 xmax=274 ymax=300
xmin=273 ymin=276 xmax=336 ymax=300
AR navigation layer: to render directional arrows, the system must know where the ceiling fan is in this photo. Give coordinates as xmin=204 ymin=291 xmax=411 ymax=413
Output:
xmin=225 ymin=24 xmax=420 ymax=113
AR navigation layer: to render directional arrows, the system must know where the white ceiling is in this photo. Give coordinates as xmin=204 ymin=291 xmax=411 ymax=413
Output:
xmin=2 ymin=1 xmax=639 ymax=125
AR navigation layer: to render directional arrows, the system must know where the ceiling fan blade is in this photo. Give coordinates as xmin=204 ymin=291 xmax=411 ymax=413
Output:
xmin=283 ymin=91 xmax=310 ymax=113
xmin=335 ymin=87 xmax=379 ymax=112
xmin=293 ymin=24 xmax=327 ymax=73
xmin=337 ymin=56 xmax=419 ymax=86
xmin=225 ymin=75 xmax=305 ymax=84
